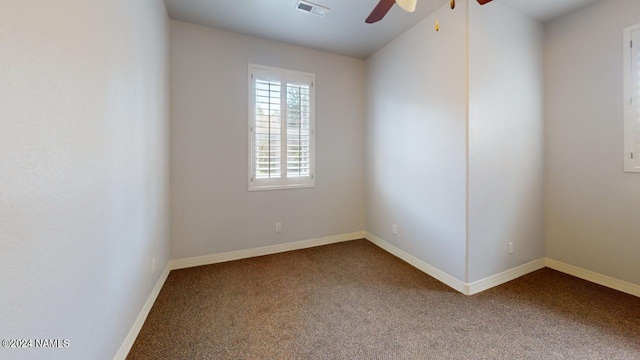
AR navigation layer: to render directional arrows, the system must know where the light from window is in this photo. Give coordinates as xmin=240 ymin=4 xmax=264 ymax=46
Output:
xmin=255 ymin=79 xmax=282 ymax=180
xmin=286 ymin=83 xmax=311 ymax=178
xmin=249 ymin=65 xmax=315 ymax=190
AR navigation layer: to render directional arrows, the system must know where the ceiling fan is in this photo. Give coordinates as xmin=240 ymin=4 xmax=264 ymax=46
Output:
xmin=366 ymin=0 xmax=493 ymax=24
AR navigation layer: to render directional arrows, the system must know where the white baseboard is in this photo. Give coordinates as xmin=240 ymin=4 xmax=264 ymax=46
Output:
xmin=365 ymin=231 xmax=640 ymax=298
xmin=365 ymin=232 xmax=467 ymax=294
xmin=114 ymin=264 xmax=171 ymax=360
xmin=110 ymin=235 xmax=640 ymax=360
xmin=170 ymin=231 xmax=366 ymax=270
xmin=546 ymin=258 xmax=640 ymax=298
xmin=365 ymin=232 xmax=546 ymax=296
xmin=466 ymin=258 xmax=546 ymax=295
xmin=113 ymin=232 xmax=364 ymax=359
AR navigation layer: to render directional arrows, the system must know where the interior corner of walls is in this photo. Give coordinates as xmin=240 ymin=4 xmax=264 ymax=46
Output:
xmin=364 ymin=232 xmax=467 ymax=294
xmin=169 ymin=232 xmax=366 ymax=270
xmin=466 ymin=258 xmax=546 ymax=295
xmin=546 ymin=258 xmax=640 ymax=299
xmin=114 ymin=264 xmax=171 ymax=360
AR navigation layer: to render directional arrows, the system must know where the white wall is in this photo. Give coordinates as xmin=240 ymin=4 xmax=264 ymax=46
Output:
xmin=468 ymin=1 xmax=545 ymax=282
xmin=365 ymin=3 xmax=468 ymax=282
xmin=545 ymin=0 xmax=640 ymax=285
xmin=170 ymin=21 xmax=365 ymax=260
xmin=0 ymin=1 xmax=170 ymax=359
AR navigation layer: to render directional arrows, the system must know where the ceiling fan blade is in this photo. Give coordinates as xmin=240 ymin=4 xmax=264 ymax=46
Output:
xmin=366 ymin=0 xmax=396 ymax=24
xmin=477 ymin=0 xmax=493 ymax=4
xmin=396 ymin=0 xmax=417 ymax=13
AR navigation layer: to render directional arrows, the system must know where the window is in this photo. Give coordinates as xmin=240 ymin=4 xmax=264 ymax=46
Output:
xmin=248 ymin=64 xmax=315 ymax=190
xmin=624 ymin=24 xmax=640 ymax=172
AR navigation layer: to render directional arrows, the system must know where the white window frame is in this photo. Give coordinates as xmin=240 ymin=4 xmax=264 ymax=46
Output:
xmin=248 ymin=64 xmax=316 ymax=191
xmin=623 ymin=23 xmax=640 ymax=173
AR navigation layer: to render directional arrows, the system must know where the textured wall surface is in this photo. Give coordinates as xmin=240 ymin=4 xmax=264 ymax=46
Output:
xmin=0 ymin=1 xmax=171 ymax=359
xmin=365 ymin=2 xmax=468 ymax=282
xmin=545 ymin=0 xmax=640 ymax=285
xmin=170 ymin=21 xmax=365 ymax=260
xmin=468 ymin=0 xmax=545 ymax=282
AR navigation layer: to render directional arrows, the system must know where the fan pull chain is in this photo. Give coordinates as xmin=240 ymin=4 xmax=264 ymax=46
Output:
xmin=435 ymin=0 xmax=440 ymax=31
xmin=436 ymin=0 xmax=457 ymax=32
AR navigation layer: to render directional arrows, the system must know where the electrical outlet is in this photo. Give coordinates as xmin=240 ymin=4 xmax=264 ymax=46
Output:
xmin=392 ymin=224 xmax=398 ymax=235
xmin=151 ymin=257 xmax=156 ymax=273
xmin=275 ymin=223 xmax=282 ymax=233
xmin=508 ymin=242 xmax=514 ymax=255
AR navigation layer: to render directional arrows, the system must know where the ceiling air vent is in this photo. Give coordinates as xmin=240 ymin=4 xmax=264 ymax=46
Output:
xmin=295 ymin=0 xmax=330 ymax=17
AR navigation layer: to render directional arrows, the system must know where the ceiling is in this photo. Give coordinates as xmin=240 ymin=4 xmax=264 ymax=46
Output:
xmin=500 ymin=0 xmax=597 ymax=23
xmin=164 ymin=0 xmax=599 ymax=59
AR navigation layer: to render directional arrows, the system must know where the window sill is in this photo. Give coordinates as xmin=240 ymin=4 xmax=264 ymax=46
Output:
xmin=248 ymin=183 xmax=316 ymax=192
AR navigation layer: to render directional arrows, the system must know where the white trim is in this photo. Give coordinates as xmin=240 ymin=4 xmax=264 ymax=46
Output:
xmin=248 ymin=63 xmax=316 ymax=191
xmin=466 ymin=258 xmax=546 ymax=295
xmin=111 ymin=237 xmax=640 ymax=360
xmin=365 ymin=232 xmax=546 ymax=296
xmin=113 ymin=265 xmax=171 ymax=360
xmin=364 ymin=232 xmax=467 ymax=294
xmin=546 ymin=258 xmax=640 ymax=298
xmin=623 ymin=24 xmax=640 ymax=173
xmin=170 ymin=231 xmax=366 ymax=270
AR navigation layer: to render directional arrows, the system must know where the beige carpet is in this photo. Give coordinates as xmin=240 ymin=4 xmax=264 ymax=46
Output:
xmin=128 ymin=239 xmax=640 ymax=359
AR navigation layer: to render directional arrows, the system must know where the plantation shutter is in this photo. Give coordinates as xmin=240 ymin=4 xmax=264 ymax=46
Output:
xmin=286 ymin=80 xmax=312 ymax=177
xmin=249 ymin=65 xmax=315 ymax=190
xmin=632 ymin=29 xmax=640 ymax=169
xmin=253 ymin=74 xmax=282 ymax=179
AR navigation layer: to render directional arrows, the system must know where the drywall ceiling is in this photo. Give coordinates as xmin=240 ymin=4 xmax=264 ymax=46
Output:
xmin=164 ymin=0 xmax=599 ymax=59
xmin=164 ymin=0 xmax=442 ymax=59
xmin=499 ymin=0 xmax=598 ymax=23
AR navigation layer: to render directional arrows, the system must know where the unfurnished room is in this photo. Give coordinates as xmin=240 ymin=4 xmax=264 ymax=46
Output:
xmin=1 ymin=0 xmax=639 ymax=359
